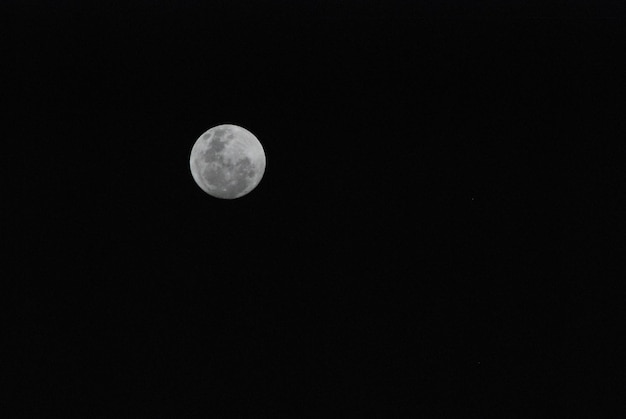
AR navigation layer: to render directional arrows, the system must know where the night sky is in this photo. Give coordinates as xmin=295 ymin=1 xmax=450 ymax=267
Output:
xmin=8 ymin=1 xmax=625 ymax=417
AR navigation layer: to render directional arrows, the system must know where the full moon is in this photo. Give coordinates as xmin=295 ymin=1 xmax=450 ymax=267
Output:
xmin=189 ymin=124 xmax=266 ymax=199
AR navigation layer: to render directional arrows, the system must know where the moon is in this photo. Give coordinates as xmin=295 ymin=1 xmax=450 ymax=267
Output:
xmin=189 ymin=124 xmax=266 ymax=199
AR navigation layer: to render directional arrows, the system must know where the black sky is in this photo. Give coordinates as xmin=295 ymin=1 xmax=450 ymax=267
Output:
xmin=7 ymin=1 xmax=626 ymax=417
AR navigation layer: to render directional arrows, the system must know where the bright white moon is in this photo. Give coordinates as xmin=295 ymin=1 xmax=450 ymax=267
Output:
xmin=189 ymin=124 xmax=266 ymax=199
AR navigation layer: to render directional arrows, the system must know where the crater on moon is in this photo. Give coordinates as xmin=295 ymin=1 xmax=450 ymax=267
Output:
xmin=190 ymin=124 xmax=266 ymax=199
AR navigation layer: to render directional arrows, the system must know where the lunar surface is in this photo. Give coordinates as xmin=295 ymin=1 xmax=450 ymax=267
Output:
xmin=189 ymin=124 xmax=266 ymax=199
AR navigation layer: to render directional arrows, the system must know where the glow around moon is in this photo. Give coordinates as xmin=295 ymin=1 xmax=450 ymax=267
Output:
xmin=189 ymin=124 xmax=266 ymax=199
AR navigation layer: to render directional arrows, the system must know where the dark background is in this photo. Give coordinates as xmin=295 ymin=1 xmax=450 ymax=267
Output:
xmin=6 ymin=1 xmax=626 ymax=417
